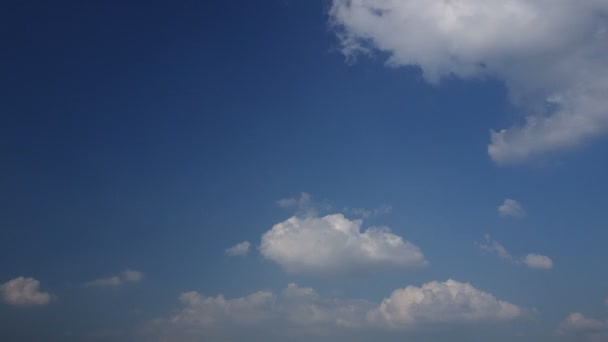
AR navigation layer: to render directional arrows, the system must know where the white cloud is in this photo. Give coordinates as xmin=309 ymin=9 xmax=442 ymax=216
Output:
xmin=225 ymin=241 xmax=251 ymax=257
xmin=329 ymin=0 xmax=608 ymax=164
xmin=558 ymin=312 xmax=608 ymax=341
xmin=498 ymin=199 xmax=526 ymax=218
xmin=346 ymin=204 xmax=393 ymax=219
xmin=259 ymin=214 xmax=426 ymax=275
xmin=146 ymin=280 xmax=524 ymax=340
xmin=0 ymin=277 xmax=52 ymax=307
xmin=522 ymin=253 xmax=553 ymax=269
xmin=479 ymin=235 xmax=514 ymax=262
xmin=479 ymin=235 xmax=553 ymax=270
xmin=277 ymin=192 xmax=311 ymax=209
xmin=368 ymin=280 xmax=522 ymax=328
xmin=85 ymin=269 xmax=143 ymax=287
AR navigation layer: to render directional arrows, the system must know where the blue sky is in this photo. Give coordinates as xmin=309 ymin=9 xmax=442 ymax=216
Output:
xmin=2 ymin=1 xmax=608 ymax=341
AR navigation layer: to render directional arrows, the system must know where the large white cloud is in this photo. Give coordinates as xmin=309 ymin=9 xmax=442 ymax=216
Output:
xmin=85 ymin=269 xmax=144 ymax=288
xmin=330 ymin=0 xmax=608 ymax=164
xmin=146 ymin=280 xmax=524 ymax=340
xmin=368 ymin=280 xmax=522 ymax=327
xmin=558 ymin=312 xmax=608 ymax=341
xmin=0 ymin=277 xmax=52 ymax=307
xmin=259 ymin=214 xmax=426 ymax=275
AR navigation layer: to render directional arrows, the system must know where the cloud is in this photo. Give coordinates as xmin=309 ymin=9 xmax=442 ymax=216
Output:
xmin=522 ymin=253 xmax=553 ymax=269
xmin=0 ymin=277 xmax=52 ymax=307
xmin=146 ymin=280 xmax=524 ymax=340
xmin=558 ymin=312 xmax=608 ymax=341
xmin=368 ymin=280 xmax=522 ymax=327
xmin=329 ymin=0 xmax=608 ymax=164
xmin=345 ymin=204 xmax=393 ymax=219
xmin=479 ymin=235 xmax=553 ymax=270
xmin=498 ymin=199 xmax=526 ymax=218
xmin=85 ymin=269 xmax=143 ymax=288
xmin=479 ymin=235 xmax=515 ymax=261
xmin=259 ymin=214 xmax=426 ymax=275
xmin=277 ymin=192 xmax=312 ymax=209
xmin=225 ymin=241 xmax=251 ymax=257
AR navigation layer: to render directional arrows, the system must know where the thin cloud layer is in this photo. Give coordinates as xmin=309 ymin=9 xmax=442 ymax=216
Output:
xmin=479 ymin=235 xmax=553 ymax=270
xmin=330 ymin=0 xmax=608 ymax=164
xmin=85 ymin=269 xmax=144 ymax=288
xmin=225 ymin=241 xmax=251 ymax=257
xmin=498 ymin=199 xmax=526 ymax=219
xmin=146 ymin=280 xmax=524 ymax=340
xmin=259 ymin=214 xmax=426 ymax=275
xmin=0 ymin=277 xmax=52 ymax=307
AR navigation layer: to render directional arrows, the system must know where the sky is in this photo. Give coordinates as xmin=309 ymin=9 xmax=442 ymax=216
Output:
xmin=1 ymin=0 xmax=608 ymax=341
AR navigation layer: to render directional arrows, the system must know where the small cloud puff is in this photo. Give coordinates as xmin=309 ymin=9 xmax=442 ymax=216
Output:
xmin=225 ymin=241 xmax=251 ymax=257
xmin=522 ymin=254 xmax=553 ymax=269
xmin=85 ymin=269 xmax=144 ymax=288
xmin=498 ymin=199 xmax=526 ymax=219
xmin=0 ymin=277 xmax=52 ymax=307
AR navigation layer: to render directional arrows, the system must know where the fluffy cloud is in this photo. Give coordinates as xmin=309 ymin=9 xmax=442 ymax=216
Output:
xmin=368 ymin=280 xmax=522 ymax=327
xmin=479 ymin=235 xmax=553 ymax=270
xmin=522 ymin=253 xmax=553 ymax=269
xmin=85 ymin=269 xmax=143 ymax=288
xmin=498 ymin=199 xmax=526 ymax=218
xmin=330 ymin=0 xmax=608 ymax=164
xmin=558 ymin=312 xmax=608 ymax=341
xmin=225 ymin=241 xmax=251 ymax=256
xmin=259 ymin=214 xmax=426 ymax=275
xmin=147 ymin=280 xmax=524 ymax=340
xmin=0 ymin=277 xmax=52 ymax=307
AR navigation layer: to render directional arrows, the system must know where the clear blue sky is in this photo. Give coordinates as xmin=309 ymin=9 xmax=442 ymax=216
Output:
xmin=1 ymin=1 xmax=608 ymax=341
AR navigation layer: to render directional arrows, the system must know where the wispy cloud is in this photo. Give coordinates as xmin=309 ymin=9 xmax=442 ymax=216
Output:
xmin=85 ymin=269 xmax=143 ymax=288
xmin=558 ymin=312 xmax=608 ymax=341
xmin=225 ymin=241 xmax=251 ymax=257
xmin=344 ymin=204 xmax=392 ymax=219
xmin=479 ymin=235 xmax=553 ymax=270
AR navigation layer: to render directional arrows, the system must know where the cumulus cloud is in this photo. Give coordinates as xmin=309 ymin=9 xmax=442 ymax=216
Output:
xmin=330 ymin=0 xmax=608 ymax=164
xmin=85 ymin=269 xmax=143 ymax=288
xmin=259 ymin=214 xmax=426 ymax=275
xmin=479 ymin=235 xmax=553 ymax=270
xmin=368 ymin=280 xmax=522 ymax=327
xmin=558 ymin=312 xmax=608 ymax=341
xmin=146 ymin=280 xmax=524 ymax=340
xmin=225 ymin=241 xmax=251 ymax=256
xmin=498 ymin=199 xmax=526 ymax=218
xmin=0 ymin=277 xmax=52 ymax=307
